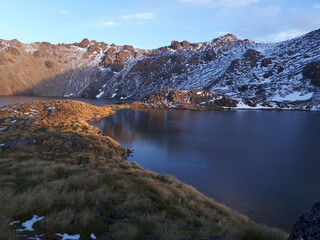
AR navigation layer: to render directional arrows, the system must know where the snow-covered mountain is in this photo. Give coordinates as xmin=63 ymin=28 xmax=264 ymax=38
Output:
xmin=0 ymin=29 xmax=319 ymax=109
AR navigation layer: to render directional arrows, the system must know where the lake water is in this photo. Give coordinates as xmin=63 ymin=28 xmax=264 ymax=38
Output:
xmin=1 ymin=96 xmax=320 ymax=232
xmin=91 ymin=109 xmax=320 ymax=232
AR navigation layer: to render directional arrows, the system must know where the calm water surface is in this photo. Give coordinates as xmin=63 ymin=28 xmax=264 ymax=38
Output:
xmin=92 ymin=109 xmax=320 ymax=231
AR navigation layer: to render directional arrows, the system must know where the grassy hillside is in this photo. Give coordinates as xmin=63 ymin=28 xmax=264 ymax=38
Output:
xmin=0 ymin=100 xmax=288 ymax=240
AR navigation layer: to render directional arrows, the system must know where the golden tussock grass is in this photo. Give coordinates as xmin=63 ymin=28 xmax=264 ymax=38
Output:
xmin=0 ymin=100 xmax=288 ymax=240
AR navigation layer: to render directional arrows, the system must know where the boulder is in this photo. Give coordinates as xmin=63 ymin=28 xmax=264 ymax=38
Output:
xmin=243 ymin=49 xmax=263 ymax=63
xmin=111 ymin=63 xmax=124 ymax=72
xmin=171 ymin=41 xmax=182 ymax=50
xmin=288 ymin=202 xmax=320 ymax=240
xmin=181 ymin=40 xmax=191 ymax=48
xmin=303 ymin=61 xmax=320 ymax=87
xmin=99 ymin=56 xmax=113 ymax=67
xmin=117 ymin=50 xmax=131 ymax=62
xmin=44 ymin=60 xmax=54 ymax=69
xmin=261 ymin=58 xmax=272 ymax=67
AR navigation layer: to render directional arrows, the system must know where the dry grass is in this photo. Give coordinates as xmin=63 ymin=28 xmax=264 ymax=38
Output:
xmin=0 ymin=100 xmax=289 ymax=240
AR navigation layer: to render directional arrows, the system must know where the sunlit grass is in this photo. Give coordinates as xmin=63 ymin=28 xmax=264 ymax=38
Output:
xmin=0 ymin=100 xmax=288 ymax=240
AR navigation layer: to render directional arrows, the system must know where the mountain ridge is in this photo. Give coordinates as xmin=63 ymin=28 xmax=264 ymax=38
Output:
xmin=0 ymin=29 xmax=319 ymax=110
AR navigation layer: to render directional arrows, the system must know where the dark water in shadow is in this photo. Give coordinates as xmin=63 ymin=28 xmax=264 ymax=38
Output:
xmin=92 ymin=109 xmax=320 ymax=231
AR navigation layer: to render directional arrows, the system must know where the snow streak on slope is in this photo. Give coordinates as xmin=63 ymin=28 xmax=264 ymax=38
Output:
xmin=95 ymin=29 xmax=320 ymax=107
xmin=0 ymin=30 xmax=319 ymax=110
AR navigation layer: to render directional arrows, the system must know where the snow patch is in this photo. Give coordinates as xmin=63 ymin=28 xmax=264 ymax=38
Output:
xmin=56 ymin=233 xmax=80 ymax=240
xmin=111 ymin=93 xmax=117 ymax=98
xmin=235 ymin=101 xmax=271 ymax=110
xmin=9 ymin=220 xmax=20 ymax=225
xmin=96 ymin=91 xmax=104 ymax=98
xmin=16 ymin=215 xmax=44 ymax=231
xmin=25 ymin=234 xmax=45 ymax=240
xmin=272 ymin=92 xmax=313 ymax=101
xmin=90 ymin=233 xmax=97 ymax=239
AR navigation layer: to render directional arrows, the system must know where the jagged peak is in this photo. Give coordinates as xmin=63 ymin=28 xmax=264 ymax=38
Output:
xmin=73 ymin=38 xmax=94 ymax=48
xmin=214 ymin=33 xmax=239 ymax=42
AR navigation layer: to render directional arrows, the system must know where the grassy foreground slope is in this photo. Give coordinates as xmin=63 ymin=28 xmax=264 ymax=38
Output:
xmin=0 ymin=100 xmax=288 ymax=240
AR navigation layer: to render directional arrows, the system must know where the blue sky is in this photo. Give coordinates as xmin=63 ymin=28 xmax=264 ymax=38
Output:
xmin=0 ymin=0 xmax=319 ymax=49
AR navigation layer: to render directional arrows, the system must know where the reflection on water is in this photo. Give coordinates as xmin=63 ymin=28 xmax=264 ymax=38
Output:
xmin=92 ymin=109 xmax=320 ymax=231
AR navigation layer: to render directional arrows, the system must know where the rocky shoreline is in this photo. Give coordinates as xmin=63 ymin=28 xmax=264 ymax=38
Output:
xmin=132 ymin=88 xmax=320 ymax=112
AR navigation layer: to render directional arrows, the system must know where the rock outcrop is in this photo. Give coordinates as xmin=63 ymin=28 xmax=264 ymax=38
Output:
xmin=0 ymin=29 xmax=320 ymax=111
xmin=137 ymin=88 xmax=238 ymax=110
xmin=288 ymin=202 xmax=320 ymax=240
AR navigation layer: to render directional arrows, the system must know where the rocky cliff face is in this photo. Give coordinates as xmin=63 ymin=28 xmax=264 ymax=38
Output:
xmin=289 ymin=202 xmax=320 ymax=240
xmin=136 ymin=88 xmax=238 ymax=110
xmin=1 ymin=29 xmax=320 ymax=110
xmin=135 ymin=88 xmax=311 ymax=111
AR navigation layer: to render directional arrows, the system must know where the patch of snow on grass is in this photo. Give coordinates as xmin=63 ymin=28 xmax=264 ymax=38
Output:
xmin=90 ymin=233 xmax=97 ymax=239
xmin=9 ymin=220 xmax=20 ymax=225
xmin=26 ymin=233 xmax=45 ymax=240
xmin=56 ymin=233 xmax=80 ymax=240
xmin=16 ymin=215 xmax=44 ymax=231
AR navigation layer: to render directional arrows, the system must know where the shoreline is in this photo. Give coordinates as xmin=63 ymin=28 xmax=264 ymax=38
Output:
xmin=0 ymin=100 xmax=288 ymax=240
xmin=0 ymin=94 xmax=320 ymax=112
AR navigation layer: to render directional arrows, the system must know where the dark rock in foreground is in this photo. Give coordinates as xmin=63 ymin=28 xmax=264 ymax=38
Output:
xmin=289 ymin=202 xmax=320 ymax=240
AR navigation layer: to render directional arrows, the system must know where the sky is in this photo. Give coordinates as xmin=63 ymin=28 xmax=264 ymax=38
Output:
xmin=0 ymin=0 xmax=319 ymax=49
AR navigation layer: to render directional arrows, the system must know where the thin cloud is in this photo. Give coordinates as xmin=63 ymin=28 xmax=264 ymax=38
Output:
xmin=252 ymin=5 xmax=281 ymax=17
xmin=59 ymin=9 xmax=71 ymax=14
xmin=268 ymin=30 xmax=305 ymax=42
xmin=177 ymin=0 xmax=259 ymax=7
xmin=95 ymin=21 xmax=118 ymax=27
xmin=217 ymin=31 xmax=228 ymax=35
xmin=178 ymin=0 xmax=211 ymax=4
xmin=314 ymin=3 xmax=320 ymax=9
xmin=121 ymin=12 xmax=156 ymax=20
xmin=220 ymin=0 xmax=259 ymax=7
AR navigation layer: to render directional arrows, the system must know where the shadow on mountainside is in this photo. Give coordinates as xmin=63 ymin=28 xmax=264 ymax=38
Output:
xmin=12 ymin=66 xmax=112 ymax=98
